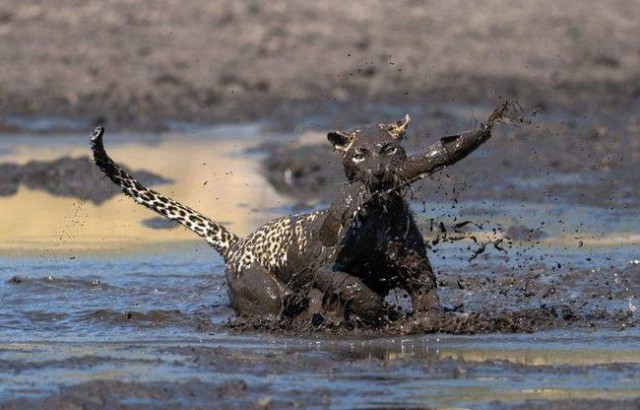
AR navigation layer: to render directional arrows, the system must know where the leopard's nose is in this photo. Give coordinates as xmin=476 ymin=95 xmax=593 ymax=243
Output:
xmin=374 ymin=165 xmax=386 ymax=178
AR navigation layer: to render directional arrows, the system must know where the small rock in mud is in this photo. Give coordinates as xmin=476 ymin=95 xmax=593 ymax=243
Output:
xmin=6 ymin=276 xmax=23 ymax=284
xmin=0 ymin=156 xmax=171 ymax=204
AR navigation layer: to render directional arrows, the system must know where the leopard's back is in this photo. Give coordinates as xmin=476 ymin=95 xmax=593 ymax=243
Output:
xmin=226 ymin=209 xmax=328 ymax=275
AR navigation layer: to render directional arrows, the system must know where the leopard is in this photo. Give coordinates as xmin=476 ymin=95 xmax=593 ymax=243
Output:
xmin=90 ymin=103 xmax=510 ymax=326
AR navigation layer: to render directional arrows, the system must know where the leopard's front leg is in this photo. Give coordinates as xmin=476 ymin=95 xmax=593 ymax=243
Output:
xmin=397 ymin=126 xmax=492 ymax=183
xmin=386 ymin=244 xmax=441 ymax=314
xmin=399 ymin=251 xmax=441 ymax=313
xmin=394 ymin=101 xmax=513 ymax=187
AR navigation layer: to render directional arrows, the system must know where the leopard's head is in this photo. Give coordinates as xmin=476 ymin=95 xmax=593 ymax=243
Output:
xmin=328 ymin=115 xmax=410 ymax=191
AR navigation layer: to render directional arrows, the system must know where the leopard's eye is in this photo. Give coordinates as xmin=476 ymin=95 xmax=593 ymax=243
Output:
xmin=352 ymin=153 xmax=366 ymax=163
xmin=383 ymin=146 xmax=398 ymax=155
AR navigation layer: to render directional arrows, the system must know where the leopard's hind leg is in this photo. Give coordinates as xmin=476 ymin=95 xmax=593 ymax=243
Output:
xmin=226 ymin=264 xmax=287 ymax=320
xmin=90 ymin=127 xmax=239 ymax=262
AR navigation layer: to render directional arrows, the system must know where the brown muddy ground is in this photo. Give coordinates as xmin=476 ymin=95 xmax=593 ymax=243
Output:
xmin=1 ymin=1 xmax=640 ymax=130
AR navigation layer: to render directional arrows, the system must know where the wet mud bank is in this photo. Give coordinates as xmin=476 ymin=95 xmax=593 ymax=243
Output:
xmin=0 ymin=156 xmax=170 ymax=204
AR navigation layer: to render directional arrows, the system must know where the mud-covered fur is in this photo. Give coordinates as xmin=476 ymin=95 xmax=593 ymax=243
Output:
xmin=91 ymin=106 xmax=506 ymax=326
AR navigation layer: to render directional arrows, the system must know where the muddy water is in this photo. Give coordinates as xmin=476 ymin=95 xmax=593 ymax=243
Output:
xmin=0 ymin=126 xmax=639 ymax=409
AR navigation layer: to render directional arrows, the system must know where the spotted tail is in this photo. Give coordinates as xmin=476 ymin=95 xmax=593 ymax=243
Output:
xmin=90 ymin=126 xmax=239 ymax=261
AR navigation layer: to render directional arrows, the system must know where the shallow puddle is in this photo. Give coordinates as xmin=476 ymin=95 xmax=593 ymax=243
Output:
xmin=0 ymin=126 xmax=638 ymax=408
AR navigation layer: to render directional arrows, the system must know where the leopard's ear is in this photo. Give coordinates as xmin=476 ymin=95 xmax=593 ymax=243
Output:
xmin=328 ymin=131 xmax=355 ymax=152
xmin=381 ymin=114 xmax=410 ymax=140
